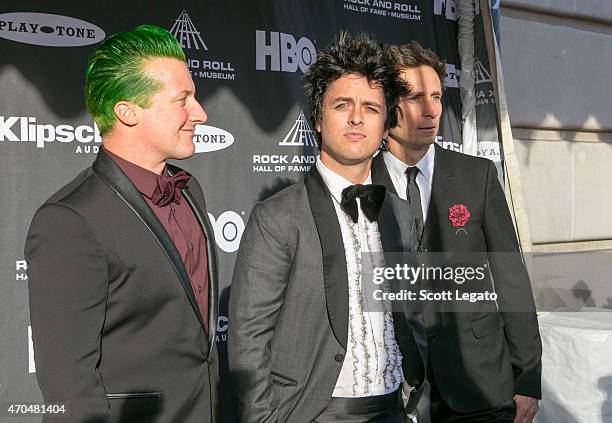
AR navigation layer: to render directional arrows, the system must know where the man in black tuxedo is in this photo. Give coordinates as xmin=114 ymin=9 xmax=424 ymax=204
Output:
xmin=229 ymin=33 xmax=424 ymax=423
xmin=25 ymin=25 xmax=219 ymax=422
xmin=371 ymin=41 xmax=542 ymax=423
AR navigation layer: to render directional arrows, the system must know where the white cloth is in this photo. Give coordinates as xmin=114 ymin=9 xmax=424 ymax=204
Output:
xmin=316 ymin=158 xmax=403 ymax=397
xmin=536 ymin=309 xmax=612 ymax=423
xmin=382 ymin=145 xmax=435 ymax=221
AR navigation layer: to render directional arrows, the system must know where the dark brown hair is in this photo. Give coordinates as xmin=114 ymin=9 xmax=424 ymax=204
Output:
xmin=387 ymin=41 xmax=446 ymax=88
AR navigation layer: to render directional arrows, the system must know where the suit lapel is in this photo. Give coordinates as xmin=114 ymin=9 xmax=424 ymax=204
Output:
xmin=371 ymin=153 xmax=397 ymax=196
xmin=168 ymin=164 xmax=217 ymax=353
xmin=304 ymin=167 xmax=349 ymax=351
xmin=92 ymin=151 xmax=207 ymax=331
xmin=378 ymin=193 xmax=411 ymax=253
xmin=422 ymin=144 xmax=455 ymax=250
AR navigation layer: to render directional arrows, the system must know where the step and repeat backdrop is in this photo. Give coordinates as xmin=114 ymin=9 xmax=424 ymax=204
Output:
xmin=0 ymin=1 xmax=499 ymax=420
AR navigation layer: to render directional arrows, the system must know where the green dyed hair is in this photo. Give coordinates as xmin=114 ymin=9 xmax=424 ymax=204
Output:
xmin=85 ymin=24 xmax=186 ymax=135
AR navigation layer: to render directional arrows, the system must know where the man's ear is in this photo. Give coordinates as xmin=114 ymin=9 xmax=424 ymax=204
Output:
xmin=382 ymin=128 xmax=389 ymax=141
xmin=113 ymin=101 xmax=139 ymax=127
xmin=395 ymin=104 xmax=404 ymax=123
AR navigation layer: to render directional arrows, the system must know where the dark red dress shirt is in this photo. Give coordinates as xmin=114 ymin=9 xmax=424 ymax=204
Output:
xmin=105 ymin=148 xmax=209 ymax=330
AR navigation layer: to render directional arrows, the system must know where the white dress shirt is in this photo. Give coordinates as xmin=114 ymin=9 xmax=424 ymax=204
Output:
xmin=316 ymin=157 xmax=403 ymax=398
xmin=382 ymin=144 xmax=435 ymax=222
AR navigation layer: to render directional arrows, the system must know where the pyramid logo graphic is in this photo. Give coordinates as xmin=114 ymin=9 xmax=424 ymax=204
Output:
xmin=280 ymin=110 xmax=317 ymax=147
xmin=474 ymin=61 xmax=492 ymax=85
xmin=170 ymin=11 xmax=208 ymax=51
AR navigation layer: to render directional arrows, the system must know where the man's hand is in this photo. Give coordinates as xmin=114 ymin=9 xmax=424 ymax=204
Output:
xmin=513 ymin=395 xmax=539 ymax=423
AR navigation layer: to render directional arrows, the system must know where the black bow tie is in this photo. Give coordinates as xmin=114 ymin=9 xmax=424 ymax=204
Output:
xmin=340 ymin=184 xmax=386 ymax=223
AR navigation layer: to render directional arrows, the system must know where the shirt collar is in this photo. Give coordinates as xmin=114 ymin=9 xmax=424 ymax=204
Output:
xmin=315 ymin=156 xmax=372 ymax=204
xmin=103 ymin=147 xmax=162 ymax=199
xmin=383 ymin=143 xmax=435 ymax=183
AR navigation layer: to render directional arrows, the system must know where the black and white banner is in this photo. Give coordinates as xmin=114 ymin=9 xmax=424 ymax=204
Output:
xmin=0 ymin=1 xmax=499 ymax=420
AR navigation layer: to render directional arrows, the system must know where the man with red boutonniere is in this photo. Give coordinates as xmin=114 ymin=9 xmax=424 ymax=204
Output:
xmin=371 ymin=41 xmax=542 ymax=423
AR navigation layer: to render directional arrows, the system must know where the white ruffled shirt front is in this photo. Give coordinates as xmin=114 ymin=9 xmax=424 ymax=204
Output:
xmin=316 ymin=158 xmax=403 ymax=398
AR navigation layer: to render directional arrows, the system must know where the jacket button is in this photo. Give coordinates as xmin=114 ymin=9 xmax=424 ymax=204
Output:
xmin=419 ymin=246 xmax=428 ymax=252
xmin=334 ymin=353 xmax=344 ymax=362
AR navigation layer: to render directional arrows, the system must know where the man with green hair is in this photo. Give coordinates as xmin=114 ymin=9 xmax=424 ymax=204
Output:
xmin=25 ymin=25 xmax=220 ymax=422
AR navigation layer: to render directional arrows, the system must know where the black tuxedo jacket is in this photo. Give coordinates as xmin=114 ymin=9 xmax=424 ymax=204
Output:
xmin=372 ymin=145 xmax=542 ymax=413
xmin=25 ymin=150 xmax=219 ymax=422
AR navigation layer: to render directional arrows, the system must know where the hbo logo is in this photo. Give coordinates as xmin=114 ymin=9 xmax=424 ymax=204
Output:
xmin=255 ymin=30 xmax=316 ymax=73
xmin=208 ymin=211 xmax=245 ymax=253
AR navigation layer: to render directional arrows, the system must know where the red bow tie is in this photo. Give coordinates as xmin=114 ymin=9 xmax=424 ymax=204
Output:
xmin=151 ymin=170 xmax=191 ymax=207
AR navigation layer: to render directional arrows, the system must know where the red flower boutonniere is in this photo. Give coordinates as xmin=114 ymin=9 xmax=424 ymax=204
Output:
xmin=448 ymin=204 xmax=470 ymax=234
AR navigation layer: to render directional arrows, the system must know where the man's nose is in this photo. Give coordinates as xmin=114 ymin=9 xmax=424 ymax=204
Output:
xmin=349 ymin=107 xmax=363 ymax=126
xmin=191 ymin=100 xmax=207 ymax=124
xmin=422 ymin=99 xmax=439 ymax=118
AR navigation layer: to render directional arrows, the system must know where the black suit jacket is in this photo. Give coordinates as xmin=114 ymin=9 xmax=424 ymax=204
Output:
xmin=372 ymin=145 xmax=542 ymax=413
xmin=25 ymin=150 xmax=219 ymax=422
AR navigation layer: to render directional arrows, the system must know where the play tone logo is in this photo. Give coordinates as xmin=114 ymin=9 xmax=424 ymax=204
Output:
xmin=0 ymin=12 xmax=105 ymax=47
xmin=193 ymin=125 xmax=234 ymax=153
xmin=444 ymin=64 xmax=459 ymax=88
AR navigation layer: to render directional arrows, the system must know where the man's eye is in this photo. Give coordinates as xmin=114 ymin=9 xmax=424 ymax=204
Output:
xmin=334 ymin=103 xmax=348 ymax=110
xmin=365 ymin=106 xmax=380 ymax=113
xmin=432 ymin=95 xmax=442 ymax=102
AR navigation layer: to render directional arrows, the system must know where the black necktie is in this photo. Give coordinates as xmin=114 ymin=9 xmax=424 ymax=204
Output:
xmin=340 ymin=184 xmax=386 ymax=223
xmin=405 ymin=167 xmax=424 ymax=242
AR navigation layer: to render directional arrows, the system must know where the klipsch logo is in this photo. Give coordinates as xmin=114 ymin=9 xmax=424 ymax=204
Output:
xmin=436 ymin=135 xmax=462 ymax=152
xmin=0 ymin=12 xmax=105 ymax=47
xmin=0 ymin=116 xmax=102 ymax=154
xmin=216 ymin=315 xmax=228 ymax=342
xmin=255 ymin=30 xmax=316 ymax=73
xmin=170 ymin=11 xmax=236 ymax=81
